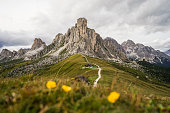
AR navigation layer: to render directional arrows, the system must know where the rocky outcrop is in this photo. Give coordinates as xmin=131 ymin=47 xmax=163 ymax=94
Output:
xmin=122 ymin=40 xmax=170 ymax=65
xmin=17 ymin=48 xmax=30 ymax=56
xmin=46 ymin=18 xmax=114 ymax=60
xmin=22 ymin=38 xmax=46 ymax=59
xmin=0 ymin=49 xmax=17 ymax=62
xmin=104 ymin=37 xmax=127 ymax=61
xmin=33 ymin=18 xmax=117 ymax=60
xmin=0 ymin=49 xmax=14 ymax=58
xmin=12 ymin=48 xmax=30 ymax=60
xmin=0 ymin=38 xmax=46 ymax=62
xmin=31 ymin=38 xmax=46 ymax=50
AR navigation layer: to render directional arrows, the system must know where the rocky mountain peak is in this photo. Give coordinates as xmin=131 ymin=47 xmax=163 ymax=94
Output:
xmin=121 ymin=40 xmax=170 ymax=65
xmin=122 ymin=40 xmax=135 ymax=47
xmin=31 ymin=38 xmax=46 ymax=50
xmin=39 ymin=18 xmax=115 ymax=60
xmin=76 ymin=18 xmax=87 ymax=28
xmin=104 ymin=37 xmax=117 ymax=44
xmin=17 ymin=48 xmax=30 ymax=56
xmin=0 ymin=49 xmax=13 ymax=58
xmin=104 ymin=37 xmax=127 ymax=60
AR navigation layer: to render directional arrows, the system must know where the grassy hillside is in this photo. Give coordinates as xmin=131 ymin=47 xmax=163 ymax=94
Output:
xmin=0 ymin=54 xmax=170 ymax=113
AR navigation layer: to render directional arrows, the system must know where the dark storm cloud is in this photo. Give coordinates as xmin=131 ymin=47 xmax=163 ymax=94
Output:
xmin=0 ymin=30 xmax=33 ymax=47
xmin=0 ymin=42 xmax=3 ymax=48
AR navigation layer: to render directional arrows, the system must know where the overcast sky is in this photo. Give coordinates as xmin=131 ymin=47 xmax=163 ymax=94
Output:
xmin=0 ymin=0 xmax=170 ymax=52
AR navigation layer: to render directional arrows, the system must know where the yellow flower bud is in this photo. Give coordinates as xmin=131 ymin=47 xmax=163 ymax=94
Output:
xmin=62 ymin=85 xmax=72 ymax=92
xmin=46 ymin=81 xmax=57 ymax=89
xmin=107 ymin=91 xmax=120 ymax=103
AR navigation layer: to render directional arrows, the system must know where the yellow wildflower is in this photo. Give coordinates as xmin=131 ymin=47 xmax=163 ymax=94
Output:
xmin=62 ymin=85 xmax=72 ymax=92
xmin=107 ymin=91 xmax=120 ymax=103
xmin=46 ymin=81 xmax=57 ymax=89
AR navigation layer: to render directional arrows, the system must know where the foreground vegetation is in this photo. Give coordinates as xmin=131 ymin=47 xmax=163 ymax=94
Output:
xmin=0 ymin=54 xmax=170 ymax=113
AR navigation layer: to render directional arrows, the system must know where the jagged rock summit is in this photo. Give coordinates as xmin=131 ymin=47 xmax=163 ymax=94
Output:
xmin=122 ymin=40 xmax=170 ymax=66
xmin=36 ymin=18 xmax=121 ymax=61
xmin=1 ymin=17 xmax=170 ymax=67
xmin=0 ymin=38 xmax=46 ymax=62
xmin=104 ymin=37 xmax=127 ymax=61
xmin=24 ymin=38 xmax=46 ymax=58
xmin=31 ymin=38 xmax=46 ymax=50
xmin=0 ymin=49 xmax=14 ymax=58
xmin=0 ymin=49 xmax=17 ymax=62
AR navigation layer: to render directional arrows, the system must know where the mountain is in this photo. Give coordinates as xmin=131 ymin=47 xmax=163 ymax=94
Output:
xmin=31 ymin=38 xmax=46 ymax=50
xmin=33 ymin=18 xmax=124 ymax=61
xmin=0 ymin=49 xmax=16 ymax=62
xmin=0 ymin=38 xmax=46 ymax=62
xmin=0 ymin=49 xmax=15 ymax=58
xmin=24 ymin=38 xmax=46 ymax=59
xmin=1 ymin=18 xmax=170 ymax=67
xmin=103 ymin=37 xmax=127 ymax=61
xmin=121 ymin=40 xmax=170 ymax=66
xmin=165 ymin=49 xmax=170 ymax=56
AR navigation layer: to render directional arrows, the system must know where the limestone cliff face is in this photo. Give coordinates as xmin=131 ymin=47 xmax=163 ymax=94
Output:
xmin=104 ymin=37 xmax=127 ymax=60
xmin=31 ymin=38 xmax=46 ymax=50
xmin=17 ymin=48 xmax=30 ymax=56
xmin=0 ymin=49 xmax=17 ymax=62
xmin=0 ymin=49 xmax=13 ymax=57
xmin=12 ymin=48 xmax=30 ymax=59
xmin=50 ymin=18 xmax=113 ymax=59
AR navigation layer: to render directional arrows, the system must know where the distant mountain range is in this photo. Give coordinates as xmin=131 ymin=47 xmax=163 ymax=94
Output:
xmin=165 ymin=49 xmax=170 ymax=56
xmin=121 ymin=40 xmax=170 ymax=66
xmin=1 ymin=18 xmax=170 ymax=67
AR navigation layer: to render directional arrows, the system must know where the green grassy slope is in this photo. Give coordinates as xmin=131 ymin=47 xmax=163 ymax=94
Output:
xmin=87 ymin=56 xmax=170 ymax=97
xmin=37 ymin=54 xmax=99 ymax=83
xmin=0 ymin=54 xmax=170 ymax=113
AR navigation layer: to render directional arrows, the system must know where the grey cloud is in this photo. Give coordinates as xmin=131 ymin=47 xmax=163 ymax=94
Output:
xmin=150 ymin=38 xmax=170 ymax=51
xmin=126 ymin=0 xmax=170 ymax=32
xmin=0 ymin=42 xmax=3 ymax=48
xmin=0 ymin=0 xmax=170 ymax=51
xmin=0 ymin=30 xmax=33 ymax=47
xmin=38 ymin=0 xmax=170 ymax=33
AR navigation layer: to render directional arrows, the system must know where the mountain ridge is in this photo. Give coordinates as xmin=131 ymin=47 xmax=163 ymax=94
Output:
xmin=0 ymin=18 xmax=170 ymax=67
xmin=121 ymin=39 xmax=170 ymax=66
xmin=165 ymin=49 xmax=170 ymax=56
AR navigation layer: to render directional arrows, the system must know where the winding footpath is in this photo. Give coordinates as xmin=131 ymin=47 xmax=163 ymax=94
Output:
xmin=93 ymin=64 xmax=101 ymax=87
xmin=81 ymin=54 xmax=101 ymax=87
